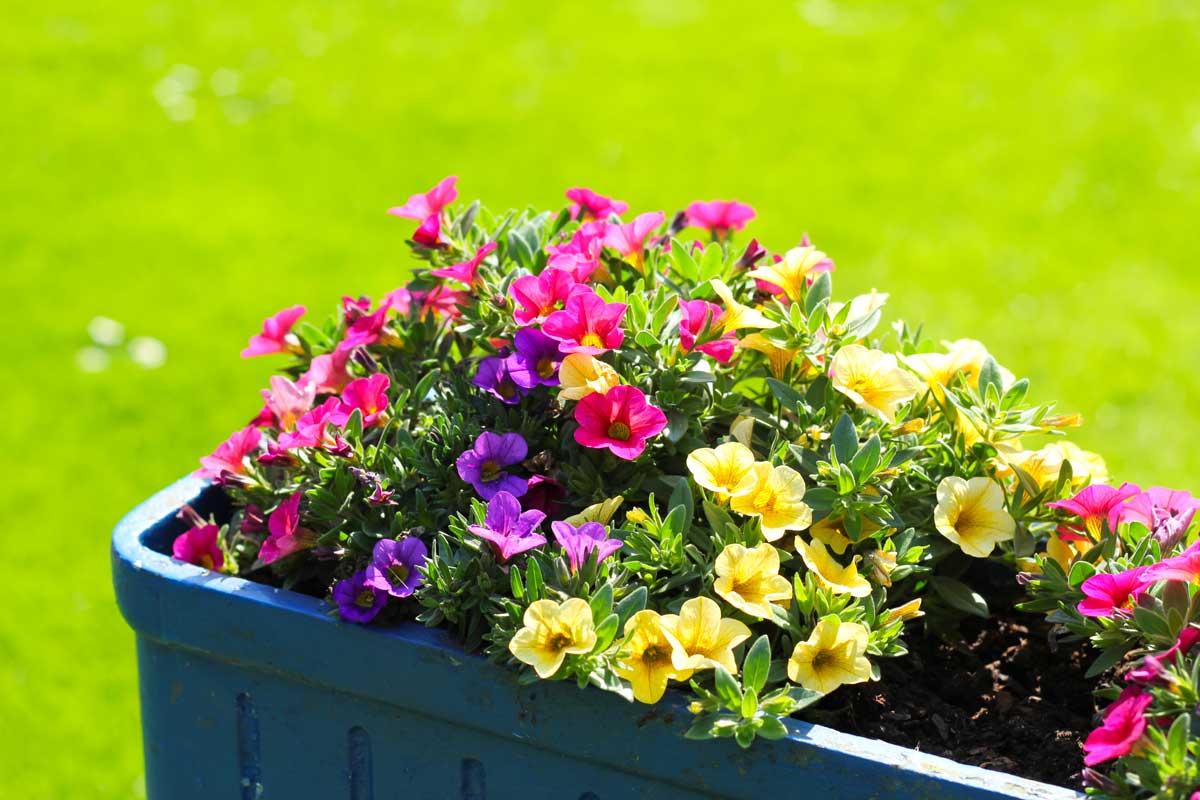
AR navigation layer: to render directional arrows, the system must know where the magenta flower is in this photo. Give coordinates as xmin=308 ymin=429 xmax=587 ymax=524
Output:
xmin=172 ymin=524 xmax=224 ymax=571
xmin=298 ymin=348 xmax=353 ymax=394
xmin=1077 ymin=567 xmax=1150 ymax=617
xmin=1083 ymin=686 xmax=1153 ymax=766
xmin=566 ymin=187 xmax=628 ymax=221
xmin=603 ymin=211 xmax=665 ymax=270
xmin=1047 ymin=482 xmax=1140 ymax=539
xmin=431 ymin=241 xmax=497 ymax=287
xmin=338 ymin=373 xmax=390 ymax=427
xmin=412 ymin=214 xmax=447 ymax=248
xmin=276 ymin=398 xmax=349 ymax=451
xmin=262 ymin=376 xmax=316 ymax=431
xmin=510 ymin=268 xmax=581 ymax=325
xmin=1144 ymin=540 xmax=1200 ymax=584
xmin=506 ymin=328 xmax=565 ymax=389
xmin=524 ymin=475 xmax=567 ymax=516
xmin=467 ymin=491 xmax=547 ymax=562
xmin=1125 ymin=627 xmax=1200 ymax=685
xmin=241 ymin=305 xmax=306 ymax=358
xmin=1111 ymin=487 xmax=1200 ymax=551
xmin=333 ymin=570 xmax=388 ymax=624
xmin=678 ymin=299 xmax=736 ymax=363
xmin=259 ymin=493 xmax=317 ymax=565
xmin=196 ymin=425 xmax=262 ymax=481
xmin=338 ymin=300 xmax=394 ymax=353
xmin=473 ymin=356 xmax=524 ymax=405
xmin=547 ymin=220 xmax=608 ymax=282
xmin=551 ymin=520 xmax=623 ymax=573
xmin=342 ymin=295 xmax=372 ymax=322
xmin=573 ymin=384 xmax=668 ymax=460
xmin=542 ymin=291 xmax=627 ymax=355
xmin=685 ymin=200 xmax=756 ymax=238
xmin=456 ymin=432 xmax=529 ymax=500
xmin=387 ymin=175 xmax=458 ymax=221
xmin=365 ymin=538 xmax=428 ymax=598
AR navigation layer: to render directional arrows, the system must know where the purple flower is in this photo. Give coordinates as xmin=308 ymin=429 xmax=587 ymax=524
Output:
xmin=1112 ymin=487 xmax=1200 ymax=551
xmin=456 ymin=432 xmax=529 ymax=500
xmin=365 ymin=538 xmax=428 ymax=598
xmin=551 ymin=520 xmax=623 ymax=573
xmin=473 ymin=356 xmax=523 ymax=405
xmin=332 ymin=570 xmax=388 ymax=623
xmin=467 ymin=491 xmax=546 ymax=562
xmin=505 ymin=328 xmax=565 ymax=389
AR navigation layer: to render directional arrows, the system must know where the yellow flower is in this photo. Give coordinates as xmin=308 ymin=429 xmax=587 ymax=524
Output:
xmin=659 ymin=597 xmax=752 ymax=679
xmin=508 ymin=598 xmax=598 ymax=679
xmin=711 ymin=279 xmax=776 ymax=332
xmin=558 ymin=353 xmax=621 ymax=401
xmin=863 ymin=549 xmax=898 ymax=586
xmin=738 ymin=333 xmax=799 ymax=378
xmin=940 ymin=338 xmax=1015 ymax=389
xmin=933 ymin=476 xmax=1015 ymax=558
xmin=613 ymin=610 xmax=688 ymax=704
xmin=1001 ymin=442 xmax=1108 ymax=488
xmin=787 ymin=617 xmax=873 ymax=694
xmin=808 ymin=515 xmax=886 ymax=555
xmin=883 ymin=599 xmax=924 ymax=625
xmin=730 ymin=463 xmax=813 ymax=541
xmin=830 ymin=345 xmax=922 ymax=424
xmin=748 ymin=245 xmax=830 ymax=302
xmin=687 ymin=442 xmax=758 ymax=500
xmin=795 ymin=538 xmax=872 ymax=597
xmin=828 ymin=290 xmax=889 ymax=326
xmin=730 ymin=415 xmax=755 ymax=448
xmin=1046 ymin=530 xmax=1090 ymax=572
xmin=713 ymin=542 xmax=793 ymax=619
xmin=564 ymin=496 xmax=624 ymax=526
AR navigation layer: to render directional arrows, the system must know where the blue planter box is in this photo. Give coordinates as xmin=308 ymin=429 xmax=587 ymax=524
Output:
xmin=113 ymin=477 xmax=1084 ymax=800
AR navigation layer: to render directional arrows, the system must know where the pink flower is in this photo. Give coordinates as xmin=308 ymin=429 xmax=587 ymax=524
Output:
xmin=679 ymin=299 xmax=736 ymax=363
xmin=262 ymin=376 xmax=316 ymax=431
xmin=1126 ymin=628 xmax=1200 ymax=685
xmin=342 ymin=295 xmax=372 ymax=322
xmin=1082 ymin=686 xmax=1153 ymax=766
xmin=546 ymin=221 xmax=607 ymax=282
xmin=685 ymin=200 xmax=756 ymax=237
xmin=573 ymin=384 xmax=667 ymax=460
xmin=542 ymin=291 xmax=627 ymax=355
xmin=566 ymin=187 xmax=628 ymax=221
xmin=1077 ymin=567 xmax=1150 ymax=617
xmin=172 ymin=524 xmax=224 ymax=571
xmin=1047 ymin=482 xmax=1140 ymax=539
xmin=387 ymin=175 xmax=458 ymax=221
xmin=412 ymin=214 xmax=448 ymax=248
xmin=338 ymin=373 xmax=390 ymax=427
xmin=259 ymin=493 xmax=317 ymax=565
xmin=420 ymin=285 xmax=469 ymax=320
xmin=1162 ymin=625 xmax=1200 ymax=662
xmin=196 ymin=426 xmax=262 ymax=481
xmin=299 ymin=348 xmax=353 ymax=394
xmin=603 ymin=211 xmax=665 ymax=271
xmin=431 ymin=241 xmax=497 ymax=287
xmin=1111 ymin=487 xmax=1200 ymax=551
xmin=241 ymin=305 xmax=306 ymax=358
xmin=276 ymin=398 xmax=348 ymax=451
xmin=509 ymin=268 xmax=580 ymax=325
xmin=1144 ymin=540 xmax=1200 ymax=584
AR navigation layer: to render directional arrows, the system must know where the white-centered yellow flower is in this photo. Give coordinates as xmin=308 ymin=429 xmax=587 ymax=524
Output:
xmin=508 ymin=598 xmax=598 ymax=679
xmin=830 ymin=345 xmax=921 ymax=424
xmin=787 ymin=617 xmax=873 ymax=694
xmin=730 ymin=463 xmax=813 ymax=541
xmin=933 ymin=476 xmax=1016 ymax=558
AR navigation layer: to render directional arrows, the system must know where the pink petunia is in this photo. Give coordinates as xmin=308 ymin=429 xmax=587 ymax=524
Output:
xmin=573 ymin=384 xmax=668 ymax=460
xmin=338 ymin=373 xmax=390 ymax=427
xmin=431 ymin=241 xmax=497 ymax=287
xmin=172 ymin=524 xmax=224 ymax=571
xmin=509 ymin=268 xmax=581 ymax=325
xmin=1144 ymin=540 xmax=1200 ymax=584
xmin=299 ymin=348 xmax=353 ymax=394
xmin=566 ymin=187 xmax=629 ymax=221
xmin=685 ymin=200 xmax=756 ymax=237
xmin=1111 ymin=487 xmax=1200 ymax=551
xmin=262 ymin=376 xmax=316 ymax=431
xmin=196 ymin=426 xmax=262 ymax=481
xmin=412 ymin=214 xmax=448 ymax=248
xmin=241 ymin=305 xmax=306 ymax=358
xmin=275 ymin=397 xmax=348 ymax=451
xmin=1077 ymin=567 xmax=1150 ymax=618
xmin=1082 ymin=686 xmax=1153 ymax=766
xmin=1047 ymin=482 xmax=1140 ymax=539
xmin=259 ymin=493 xmax=317 ymax=565
xmin=603 ymin=211 xmax=665 ymax=271
xmin=387 ymin=175 xmax=458 ymax=221
xmin=678 ymin=299 xmax=736 ymax=363
xmin=546 ymin=220 xmax=608 ymax=282
xmin=542 ymin=291 xmax=627 ymax=355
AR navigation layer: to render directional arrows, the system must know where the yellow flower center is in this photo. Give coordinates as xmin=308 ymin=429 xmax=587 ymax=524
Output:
xmin=355 ymin=590 xmax=376 ymax=608
xmin=481 ymin=460 xmax=502 ymax=482
xmin=545 ymin=631 xmax=573 ymax=653
xmin=537 ymin=358 xmax=556 ymax=378
xmin=607 ymin=422 xmax=632 ymax=441
xmin=580 ymin=333 xmax=604 ymax=349
xmin=641 ymin=644 xmax=670 ymax=665
xmin=811 ymin=650 xmax=835 ymax=671
xmin=497 ymin=379 xmax=516 ymax=400
xmin=198 ymin=554 xmax=214 ymax=570
xmin=388 ymin=564 xmax=410 ymax=585
xmin=750 ymin=485 xmax=776 ymax=515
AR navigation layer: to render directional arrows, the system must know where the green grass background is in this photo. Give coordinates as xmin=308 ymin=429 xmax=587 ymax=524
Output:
xmin=4 ymin=1 xmax=1199 ymax=795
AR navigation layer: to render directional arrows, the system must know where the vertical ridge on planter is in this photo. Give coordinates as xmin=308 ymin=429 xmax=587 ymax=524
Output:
xmin=348 ymin=726 xmax=373 ymax=800
xmin=461 ymin=757 xmax=486 ymax=799
xmin=236 ymin=692 xmax=262 ymax=800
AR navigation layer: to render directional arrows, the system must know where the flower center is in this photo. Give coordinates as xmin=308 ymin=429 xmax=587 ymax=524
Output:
xmin=607 ymin=422 xmax=632 ymax=441
xmin=537 ymin=357 xmax=556 ymax=379
xmin=642 ymin=644 xmax=670 ymax=665
xmin=355 ymin=589 xmax=376 ymax=609
xmin=481 ymin=460 xmax=503 ymax=482
xmin=497 ymin=378 xmax=517 ymax=399
xmin=546 ymin=632 xmax=572 ymax=653
xmin=751 ymin=486 xmax=775 ymax=514
xmin=580 ymin=333 xmax=604 ymax=349
xmin=198 ymin=554 xmax=214 ymax=570
xmin=387 ymin=564 xmax=410 ymax=585
xmin=811 ymin=650 xmax=835 ymax=672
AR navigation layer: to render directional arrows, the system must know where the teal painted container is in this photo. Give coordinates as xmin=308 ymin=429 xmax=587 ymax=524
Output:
xmin=113 ymin=477 xmax=1083 ymax=799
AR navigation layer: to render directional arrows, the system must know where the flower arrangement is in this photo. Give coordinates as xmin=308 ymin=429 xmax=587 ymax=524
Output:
xmin=177 ymin=176 xmax=1195 ymax=786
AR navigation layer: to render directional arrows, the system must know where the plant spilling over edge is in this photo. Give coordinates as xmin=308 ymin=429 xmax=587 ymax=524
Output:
xmin=176 ymin=177 xmax=1196 ymax=787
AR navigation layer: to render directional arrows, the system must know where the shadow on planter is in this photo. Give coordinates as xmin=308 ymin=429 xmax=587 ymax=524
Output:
xmin=113 ymin=477 xmax=1084 ymax=800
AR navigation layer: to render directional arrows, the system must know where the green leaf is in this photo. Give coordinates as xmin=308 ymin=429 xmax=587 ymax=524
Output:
xmin=703 ymin=500 xmax=737 ymax=538
xmin=592 ymin=613 xmax=620 ymax=653
xmin=766 ymin=378 xmax=804 ymax=411
xmin=615 ymin=586 xmax=647 ymax=626
xmin=1166 ymin=712 xmax=1190 ymax=767
xmin=669 ymin=237 xmax=699 ymax=282
xmin=849 ymin=435 xmax=882 ymax=481
xmin=756 ymin=715 xmax=789 ymax=740
xmin=698 ymin=242 xmax=725 ymax=282
xmin=589 ymin=583 xmax=613 ymax=621
xmin=1067 ymin=559 xmax=1097 ymax=588
xmin=509 ymin=567 xmax=525 ymax=600
xmin=831 ymin=413 xmax=858 ymax=464
xmin=667 ymin=478 xmax=694 ymax=532
xmin=525 ymin=558 xmax=545 ymax=600
xmin=1085 ymin=643 xmax=1131 ymax=679
xmin=742 ymin=635 xmax=771 ymax=695
xmin=978 ymin=356 xmax=1003 ymax=399
xmin=805 ymin=272 xmax=832 ymax=316
xmin=929 ymin=576 xmax=989 ymax=618
xmin=713 ymin=665 xmax=742 ymax=708
xmin=1133 ymin=606 xmax=1171 ymax=639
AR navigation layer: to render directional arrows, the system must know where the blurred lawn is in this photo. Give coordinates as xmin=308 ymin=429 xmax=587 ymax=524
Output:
xmin=4 ymin=1 xmax=1199 ymax=795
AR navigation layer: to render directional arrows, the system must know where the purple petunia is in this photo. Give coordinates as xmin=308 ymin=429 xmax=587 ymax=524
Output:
xmin=365 ymin=538 xmax=428 ymax=598
xmin=467 ymin=491 xmax=547 ymax=562
xmin=456 ymin=432 xmax=529 ymax=500
xmin=551 ymin=520 xmax=624 ymax=573
xmin=505 ymin=328 xmax=565 ymax=389
xmin=332 ymin=570 xmax=389 ymax=623
xmin=473 ymin=356 xmax=524 ymax=405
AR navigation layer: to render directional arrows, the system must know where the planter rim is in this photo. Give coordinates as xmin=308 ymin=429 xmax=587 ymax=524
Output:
xmin=113 ymin=476 xmax=1084 ymax=800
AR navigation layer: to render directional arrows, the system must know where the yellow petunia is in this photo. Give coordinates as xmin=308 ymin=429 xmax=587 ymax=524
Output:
xmin=686 ymin=442 xmax=758 ymax=500
xmin=659 ymin=597 xmax=752 ymax=679
xmin=558 ymin=353 xmax=621 ymax=401
xmin=738 ymin=333 xmax=799 ymax=378
xmin=830 ymin=345 xmax=922 ymax=424
xmin=613 ymin=610 xmax=688 ymax=704
xmin=933 ymin=476 xmax=1016 ymax=558
xmin=710 ymin=279 xmax=776 ymax=332
xmin=730 ymin=463 xmax=813 ymax=541
xmin=787 ymin=616 xmax=873 ymax=695
xmin=713 ymin=542 xmax=793 ymax=619
xmin=729 ymin=416 xmax=755 ymax=448
xmin=748 ymin=245 xmax=830 ymax=302
xmin=809 ymin=514 xmax=886 ymax=555
xmin=508 ymin=598 xmax=598 ymax=679
xmin=1000 ymin=441 xmax=1108 ymax=489
xmin=828 ymin=290 xmax=889 ymax=327
xmin=1046 ymin=530 xmax=1090 ymax=572
xmin=795 ymin=538 xmax=872 ymax=597
xmin=883 ymin=598 xmax=924 ymax=625
xmin=564 ymin=496 xmax=625 ymax=526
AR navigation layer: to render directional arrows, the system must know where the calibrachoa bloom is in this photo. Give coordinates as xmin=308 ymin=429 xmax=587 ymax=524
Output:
xmin=506 ymin=328 xmax=565 ymax=389
xmin=830 ymin=345 xmax=921 ymax=424
xmin=542 ymin=291 xmax=627 ymax=355
xmin=750 ymin=245 xmax=833 ymax=302
xmin=713 ymin=542 xmax=792 ymax=619
xmin=276 ymin=397 xmax=347 ymax=451
xmin=467 ymin=491 xmax=546 ymax=562
xmin=685 ymin=200 xmax=755 ymax=238
xmin=573 ymin=384 xmax=668 ymax=460
xmin=241 ymin=305 xmax=306 ymax=358
xmin=738 ymin=333 xmax=799 ymax=378
xmin=1112 ymin=487 xmax=1200 ymax=551
xmin=456 ymin=432 xmax=529 ymax=500
xmin=603 ymin=211 xmax=664 ymax=272
xmin=686 ymin=442 xmax=758 ymax=499
xmin=729 ymin=463 xmax=812 ymax=541
xmin=551 ymin=520 xmax=623 ymax=573
xmin=1144 ymin=540 xmax=1200 ymax=584
xmin=431 ymin=241 xmax=496 ymax=287
xmin=795 ymin=538 xmax=872 ymax=598
xmin=262 ymin=375 xmax=316 ymax=431
xmin=934 ymin=476 xmax=1015 ymax=558
xmin=787 ymin=617 xmax=872 ymax=694
xmin=365 ymin=538 xmax=427 ymax=598
xmin=259 ymin=493 xmax=316 ymax=564
xmin=332 ymin=570 xmax=388 ymax=624
xmin=473 ymin=356 xmax=524 ymax=405
xmin=710 ymin=279 xmax=775 ymax=332
xmin=659 ymin=597 xmax=751 ymax=678
xmin=557 ymin=353 xmax=621 ymax=401
xmin=387 ymin=175 xmax=458 ymax=220
xmin=1082 ymin=686 xmax=1153 ymax=766
xmin=172 ymin=524 xmax=223 ymax=571
xmin=299 ymin=348 xmax=353 ymax=394
xmin=678 ymin=300 xmax=736 ymax=363
xmin=614 ymin=610 xmax=686 ymax=704
xmin=545 ymin=222 xmax=606 ymax=282
xmin=338 ymin=373 xmax=390 ymax=427
xmin=509 ymin=268 xmax=581 ymax=325
xmin=1047 ymin=482 xmax=1140 ymax=540
xmin=196 ymin=425 xmax=262 ymax=480
xmin=1077 ymin=567 xmax=1149 ymax=617
xmin=509 ymin=598 xmax=598 ymax=679
xmin=566 ymin=187 xmax=628 ymax=221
